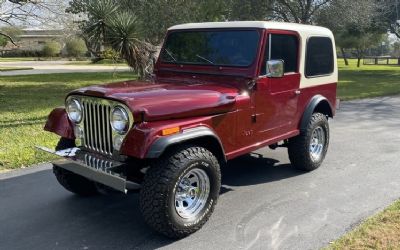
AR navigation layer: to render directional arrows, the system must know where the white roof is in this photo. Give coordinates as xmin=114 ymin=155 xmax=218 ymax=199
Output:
xmin=169 ymin=21 xmax=332 ymax=36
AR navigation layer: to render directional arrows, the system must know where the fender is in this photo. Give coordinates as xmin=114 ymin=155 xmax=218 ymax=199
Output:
xmin=146 ymin=126 xmax=226 ymax=162
xmin=300 ymin=95 xmax=333 ymax=132
xmin=44 ymin=107 xmax=75 ymax=139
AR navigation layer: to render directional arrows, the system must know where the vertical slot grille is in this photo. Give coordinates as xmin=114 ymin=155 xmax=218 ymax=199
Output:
xmin=82 ymin=98 xmax=113 ymax=155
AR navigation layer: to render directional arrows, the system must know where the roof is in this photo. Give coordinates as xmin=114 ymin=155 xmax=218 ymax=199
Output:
xmin=169 ymin=21 xmax=332 ymax=36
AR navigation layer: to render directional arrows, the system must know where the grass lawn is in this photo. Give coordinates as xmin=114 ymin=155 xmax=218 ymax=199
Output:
xmin=0 ymin=72 xmax=136 ymax=170
xmin=0 ymin=57 xmax=37 ymax=62
xmin=0 ymin=67 xmax=33 ymax=72
xmin=327 ymin=200 xmax=400 ymax=249
xmin=338 ymin=59 xmax=400 ymax=100
xmin=66 ymin=59 xmax=128 ymax=66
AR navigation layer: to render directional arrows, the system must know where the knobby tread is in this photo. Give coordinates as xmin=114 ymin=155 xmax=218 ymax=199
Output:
xmin=139 ymin=146 xmax=221 ymax=238
xmin=288 ymin=112 xmax=329 ymax=171
xmin=53 ymin=166 xmax=98 ymax=196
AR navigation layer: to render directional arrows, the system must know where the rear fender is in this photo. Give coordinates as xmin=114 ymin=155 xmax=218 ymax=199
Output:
xmin=300 ymin=95 xmax=333 ymax=132
xmin=44 ymin=107 xmax=75 ymax=139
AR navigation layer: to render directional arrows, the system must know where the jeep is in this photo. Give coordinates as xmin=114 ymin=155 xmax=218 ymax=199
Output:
xmin=38 ymin=21 xmax=337 ymax=238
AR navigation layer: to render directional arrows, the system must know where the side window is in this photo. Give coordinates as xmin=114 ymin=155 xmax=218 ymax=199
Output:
xmin=261 ymin=34 xmax=298 ymax=75
xmin=305 ymin=37 xmax=334 ymax=77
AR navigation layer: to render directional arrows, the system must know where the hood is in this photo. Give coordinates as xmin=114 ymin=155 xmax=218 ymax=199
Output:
xmin=70 ymin=79 xmax=242 ymax=121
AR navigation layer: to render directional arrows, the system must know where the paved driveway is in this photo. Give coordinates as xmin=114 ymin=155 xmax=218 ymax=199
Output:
xmin=1 ymin=96 xmax=400 ymax=250
xmin=0 ymin=60 xmax=130 ymax=76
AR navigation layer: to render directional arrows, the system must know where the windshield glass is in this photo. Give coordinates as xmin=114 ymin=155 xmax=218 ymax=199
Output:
xmin=160 ymin=30 xmax=260 ymax=67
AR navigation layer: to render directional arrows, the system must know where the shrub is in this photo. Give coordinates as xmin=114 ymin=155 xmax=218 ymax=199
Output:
xmin=65 ymin=38 xmax=87 ymax=57
xmin=101 ymin=48 xmax=120 ymax=60
xmin=42 ymin=41 xmax=61 ymax=57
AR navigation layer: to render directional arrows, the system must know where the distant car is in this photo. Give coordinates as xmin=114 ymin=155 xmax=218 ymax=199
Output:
xmin=39 ymin=21 xmax=338 ymax=238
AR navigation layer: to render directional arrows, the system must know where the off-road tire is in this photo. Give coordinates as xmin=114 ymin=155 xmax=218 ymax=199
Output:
xmin=55 ymin=137 xmax=75 ymax=151
xmin=288 ymin=113 xmax=329 ymax=171
xmin=53 ymin=137 xmax=98 ymax=196
xmin=139 ymin=146 xmax=221 ymax=238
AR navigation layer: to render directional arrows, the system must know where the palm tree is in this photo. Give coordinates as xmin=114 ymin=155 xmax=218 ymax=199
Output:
xmin=107 ymin=11 xmax=158 ymax=79
xmin=82 ymin=0 xmax=157 ymax=79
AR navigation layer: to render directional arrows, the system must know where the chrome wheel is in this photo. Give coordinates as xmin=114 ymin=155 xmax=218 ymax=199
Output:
xmin=309 ymin=126 xmax=325 ymax=162
xmin=175 ymin=168 xmax=210 ymax=219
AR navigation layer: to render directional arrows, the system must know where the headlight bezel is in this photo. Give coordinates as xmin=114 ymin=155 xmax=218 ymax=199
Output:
xmin=66 ymin=97 xmax=83 ymax=123
xmin=110 ymin=105 xmax=130 ymax=135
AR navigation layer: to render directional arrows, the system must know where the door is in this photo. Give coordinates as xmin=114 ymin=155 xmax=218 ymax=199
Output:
xmin=254 ymin=31 xmax=301 ymax=140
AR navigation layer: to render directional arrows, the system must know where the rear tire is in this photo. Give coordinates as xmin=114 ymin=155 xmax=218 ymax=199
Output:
xmin=53 ymin=137 xmax=98 ymax=196
xmin=288 ymin=113 xmax=329 ymax=171
xmin=139 ymin=146 xmax=221 ymax=238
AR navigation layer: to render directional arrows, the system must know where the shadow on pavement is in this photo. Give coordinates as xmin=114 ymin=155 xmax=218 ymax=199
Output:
xmin=0 ymin=153 xmax=303 ymax=249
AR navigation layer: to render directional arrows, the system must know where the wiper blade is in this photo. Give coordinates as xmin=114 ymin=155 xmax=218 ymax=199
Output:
xmin=196 ymin=54 xmax=215 ymax=65
xmin=164 ymin=49 xmax=177 ymax=62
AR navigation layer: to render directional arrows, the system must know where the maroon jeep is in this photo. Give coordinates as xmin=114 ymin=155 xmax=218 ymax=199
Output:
xmin=39 ymin=21 xmax=337 ymax=238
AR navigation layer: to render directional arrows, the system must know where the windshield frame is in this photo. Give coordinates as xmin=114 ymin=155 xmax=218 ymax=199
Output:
xmin=159 ymin=28 xmax=262 ymax=69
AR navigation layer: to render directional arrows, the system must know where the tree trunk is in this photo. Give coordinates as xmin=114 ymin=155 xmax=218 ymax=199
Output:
xmin=341 ymin=47 xmax=348 ymax=66
xmin=357 ymin=58 xmax=361 ymax=68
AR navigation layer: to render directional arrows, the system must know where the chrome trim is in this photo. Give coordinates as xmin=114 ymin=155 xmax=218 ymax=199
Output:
xmin=36 ymin=146 xmax=140 ymax=193
xmin=66 ymin=95 xmax=133 ymax=156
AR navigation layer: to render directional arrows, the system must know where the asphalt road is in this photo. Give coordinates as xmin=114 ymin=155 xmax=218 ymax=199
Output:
xmin=1 ymin=96 xmax=400 ymax=250
xmin=0 ymin=61 xmax=130 ymax=76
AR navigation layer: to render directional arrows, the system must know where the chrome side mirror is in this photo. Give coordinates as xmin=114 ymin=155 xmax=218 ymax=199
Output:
xmin=266 ymin=60 xmax=284 ymax=78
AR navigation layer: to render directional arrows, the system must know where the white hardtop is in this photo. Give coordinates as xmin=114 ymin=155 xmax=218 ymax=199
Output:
xmin=169 ymin=21 xmax=333 ymax=37
xmin=168 ymin=21 xmax=337 ymax=88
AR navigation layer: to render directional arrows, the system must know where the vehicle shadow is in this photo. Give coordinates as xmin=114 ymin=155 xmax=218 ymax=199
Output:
xmin=0 ymin=154 xmax=304 ymax=249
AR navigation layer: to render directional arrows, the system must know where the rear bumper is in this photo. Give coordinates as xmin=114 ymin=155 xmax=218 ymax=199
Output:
xmin=36 ymin=146 xmax=140 ymax=193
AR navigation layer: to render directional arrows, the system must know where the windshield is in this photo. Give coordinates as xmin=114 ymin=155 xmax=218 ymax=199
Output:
xmin=160 ymin=30 xmax=260 ymax=67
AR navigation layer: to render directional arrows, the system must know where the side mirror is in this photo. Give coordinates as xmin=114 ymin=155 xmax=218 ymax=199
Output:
xmin=266 ymin=60 xmax=284 ymax=78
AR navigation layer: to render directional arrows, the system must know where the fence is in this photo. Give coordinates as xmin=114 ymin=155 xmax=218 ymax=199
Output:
xmin=363 ymin=57 xmax=400 ymax=65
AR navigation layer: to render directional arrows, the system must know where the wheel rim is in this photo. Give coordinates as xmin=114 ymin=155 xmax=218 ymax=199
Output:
xmin=309 ymin=126 xmax=325 ymax=162
xmin=174 ymin=168 xmax=210 ymax=219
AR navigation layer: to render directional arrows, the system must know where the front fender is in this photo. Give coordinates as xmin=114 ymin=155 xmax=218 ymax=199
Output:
xmin=44 ymin=107 xmax=75 ymax=139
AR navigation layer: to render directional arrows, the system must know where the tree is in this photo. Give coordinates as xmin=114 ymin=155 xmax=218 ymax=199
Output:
xmin=66 ymin=38 xmax=87 ymax=57
xmin=376 ymin=0 xmax=400 ymax=39
xmin=228 ymin=0 xmax=273 ymax=21
xmin=317 ymin=0 xmax=386 ymax=66
xmin=42 ymin=41 xmax=61 ymax=57
xmin=271 ymin=0 xmax=333 ymax=24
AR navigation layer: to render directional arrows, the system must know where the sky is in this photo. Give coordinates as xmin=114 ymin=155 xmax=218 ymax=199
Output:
xmin=0 ymin=0 xmax=78 ymax=29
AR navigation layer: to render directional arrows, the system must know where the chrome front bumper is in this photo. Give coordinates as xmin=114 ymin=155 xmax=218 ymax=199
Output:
xmin=36 ymin=146 xmax=140 ymax=193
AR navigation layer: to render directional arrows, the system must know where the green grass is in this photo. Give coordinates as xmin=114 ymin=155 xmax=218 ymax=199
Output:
xmin=338 ymin=59 xmax=400 ymax=100
xmin=66 ymin=59 xmax=127 ymax=66
xmin=0 ymin=57 xmax=37 ymax=62
xmin=0 ymin=67 xmax=33 ymax=72
xmin=327 ymin=200 xmax=400 ymax=249
xmin=0 ymin=72 xmax=136 ymax=170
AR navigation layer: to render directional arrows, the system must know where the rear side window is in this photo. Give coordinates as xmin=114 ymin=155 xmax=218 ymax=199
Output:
xmin=261 ymin=34 xmax=298 ymax=75
xmin=305 ymin=37 xmax=334 ymax=77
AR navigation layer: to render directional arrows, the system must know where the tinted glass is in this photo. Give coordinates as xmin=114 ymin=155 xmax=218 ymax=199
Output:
xmin=160 ymin=30 xmax=260 ymax=67
xmin=305 ymin=37 xmax=334 ymax=77
xmin=261 ymin=34 xmax=298 ymax=75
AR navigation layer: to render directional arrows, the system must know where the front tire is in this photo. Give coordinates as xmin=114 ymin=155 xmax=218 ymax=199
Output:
xmin=139 ymin=146 xmax=221 ymax=238
xmin=288 ymin=113 xmax=330 ymax=171
xmin=53 ymin=137 xmax=98 ymax=196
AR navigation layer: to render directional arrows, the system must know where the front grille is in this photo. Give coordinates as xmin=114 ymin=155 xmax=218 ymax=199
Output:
xmin=82 ymin=98 xmax=113 ymax=155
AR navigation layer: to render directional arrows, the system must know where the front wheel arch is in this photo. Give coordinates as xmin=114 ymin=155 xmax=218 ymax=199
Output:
xmin=146 ymin=126 xmax=226 ymax=165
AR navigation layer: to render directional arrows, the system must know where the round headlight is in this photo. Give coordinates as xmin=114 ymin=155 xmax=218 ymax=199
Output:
xmin=110 ymin=106 xmax=129 ymax=134
xmin=66 ymin=98 xmax=82 ymax=123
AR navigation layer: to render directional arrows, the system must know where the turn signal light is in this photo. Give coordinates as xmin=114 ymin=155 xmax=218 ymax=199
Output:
xmin=162 ymin=127 xmax=180 ymax=136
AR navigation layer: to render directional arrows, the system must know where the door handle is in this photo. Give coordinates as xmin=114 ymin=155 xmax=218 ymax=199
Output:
xmin=294 ymin=90 xmax=301 ymax=95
